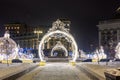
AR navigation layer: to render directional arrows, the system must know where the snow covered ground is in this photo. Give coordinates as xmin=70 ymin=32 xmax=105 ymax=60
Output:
xmin=17 ymin=62 xmax=90 ymax=80
xmin=0 ymin=63 xmax=37 ymax=80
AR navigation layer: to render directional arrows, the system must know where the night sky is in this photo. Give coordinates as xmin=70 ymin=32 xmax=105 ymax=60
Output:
xmin=0 ymin=0 xmax=120 ymax=51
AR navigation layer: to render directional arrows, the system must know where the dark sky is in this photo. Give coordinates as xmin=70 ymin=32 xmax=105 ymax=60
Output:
xmin=0 ymin=0 xmax=120 ymax=51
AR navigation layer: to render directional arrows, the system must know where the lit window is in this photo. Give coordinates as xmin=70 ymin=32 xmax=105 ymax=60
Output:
xmin=11 ymin=27 xmax=13 ymax=29
xmin=67 ymin=24 xmax=70 ymax=26
xmin=39 ymin=31 xmax=43 ymax=33
xmin=17 ymin=31 xmax=19 ymax=33
xmin=17 ymin=27 xmax=20 ymax=29
xmin=14 ymin=27 xmax=16 ymax=29
xmin=5 ymin=27 xmax=7 ymax=30
xmin=8 ymin=27 xmax=10 ymax=29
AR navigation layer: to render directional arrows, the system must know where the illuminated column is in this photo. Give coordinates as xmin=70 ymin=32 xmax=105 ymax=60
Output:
xmin=47 ymin=42 xmax=50 ymax=49
xmin=44 ymin=42 xmax=45 ymax=49
xmin=99 ymin=30 xmax=101 ymax=46
xmin=28 ymin=40 xmax=30 ymax=48
xmin=30 ymin=39 xmax=32 ymax=48
xmin=21 ymin=40 xmax=23 ymax=48
xmin=30 ymin=39 xmax=31 ymax=48
xmin=34 ymin=30 xmax=43 ymax=49
xmin=35 ymin=39 xmax=38 ymax=49
xmin=25 ymin=40 xmax=27 ymax=47
xmin=69 ymin=42 xmax=71 ymax=51
xmin=53 ymin=38 xmax=56 ymax=46
xmin=117 ymin=29 xmax=120 ymax=43
xmin=29 ymin=40 xmax=30 ymax=48
xmin=32 ymin=39 xmax=34 ymax=49
xmin=42 ymin=42 xmax=44 ymax=49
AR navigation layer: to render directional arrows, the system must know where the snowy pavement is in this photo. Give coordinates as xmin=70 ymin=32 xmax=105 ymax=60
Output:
xmin=17 ymin=62 xmax=90 ymax=80
xmin=76 ymin=62 xmax=120 ymax=79
xmin=1 ymin=62 xmax=119 ymax=80
xmin=0 ymin=63 xmax=38 ymax=80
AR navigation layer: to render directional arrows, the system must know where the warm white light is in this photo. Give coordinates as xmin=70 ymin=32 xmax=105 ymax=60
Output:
xmin=115 ymin=42 xmax=120 ymax=59
xmin=17 ymin=27 xmax=19 ymax=29
xmin=0 ymin=32 xmax=18 ymax=60
xmin=5 ymin=27 xmax=7 ymax=30
xmin=51 ymin=41 xmax=68 ymax=56
xmin=39 ymin=19 xmax=78 ymax=62
xmin=17 ymin=31 xmax=19 ymax=33
xmin=34 ymin=30 xmax=43 ymax=34
xmin=39 ymin=30 xmax=78 ymax=62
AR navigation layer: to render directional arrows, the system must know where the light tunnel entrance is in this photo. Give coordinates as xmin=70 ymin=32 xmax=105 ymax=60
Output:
xmin=51 ymin=41 xmax=68 ymax=57
xmin=38 ymin=19 xmax=78 ymax=62
xmin=52 ymin=50 xmax=66 ymax=57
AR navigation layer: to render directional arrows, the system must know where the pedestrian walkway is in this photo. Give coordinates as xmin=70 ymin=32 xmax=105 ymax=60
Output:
xmin=17 ymin=62 xmax=90 ymax=80
xmin=0 ymin=63 xmax=37 ymax=80
xmin=1 ymin=62 xmax=119 ymax=80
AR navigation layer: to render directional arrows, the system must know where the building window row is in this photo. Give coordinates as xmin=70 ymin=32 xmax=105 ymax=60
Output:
xmin=5 ymin=27 xmax=20 ymax=30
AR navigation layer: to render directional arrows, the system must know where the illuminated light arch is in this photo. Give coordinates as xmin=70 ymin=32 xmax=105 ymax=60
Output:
xmin=51 ymin=41 xmax=68 ymax=56
xmin=39 ymin=30 xmax=78 ymax=62
xmin=39 ymin=19 xmax=78 ymax=62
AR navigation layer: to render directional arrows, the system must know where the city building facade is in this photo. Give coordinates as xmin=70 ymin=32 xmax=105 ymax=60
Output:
xmin=4 ymin=19 xmax=72 ymax=58
xmin=4 ymin=23 xmax=47 ymax=50
xmin=97 ymin=19 xmax=120 ymax=58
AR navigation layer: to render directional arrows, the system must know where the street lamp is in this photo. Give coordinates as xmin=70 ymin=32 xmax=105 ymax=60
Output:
xmin=34 ymin=30 xmax=43 ymax=49
xmin=34 ymin=30 xmax=43 ymax=40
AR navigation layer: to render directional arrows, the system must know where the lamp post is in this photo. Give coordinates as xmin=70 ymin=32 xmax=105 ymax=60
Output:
xmin=34 ymin=30 xmax=43 ymax=49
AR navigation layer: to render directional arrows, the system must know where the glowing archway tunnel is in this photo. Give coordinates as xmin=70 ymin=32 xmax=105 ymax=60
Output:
xmin=51 ymin=41 xmax=68 ymax=57
xmin=39 ymin=19 xmax=78 ymax=62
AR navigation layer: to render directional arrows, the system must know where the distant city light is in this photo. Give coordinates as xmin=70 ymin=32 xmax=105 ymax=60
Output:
xmin=34 ymin=30 xmax=43 ymax=34
xmin=51 ymin=41 xmax=68 ymax=56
